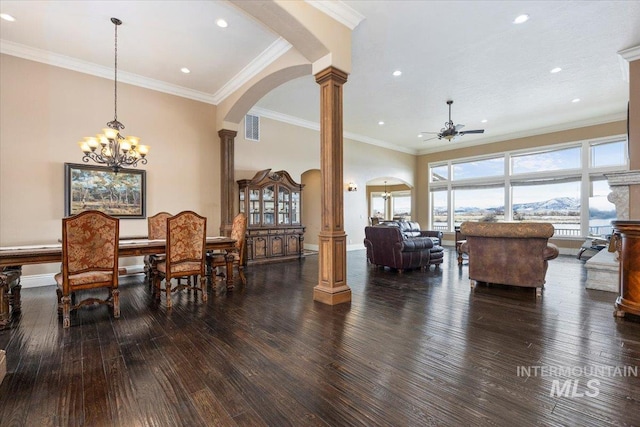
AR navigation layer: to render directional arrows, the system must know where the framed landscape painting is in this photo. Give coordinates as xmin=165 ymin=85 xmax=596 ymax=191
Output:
xmin=64 ymin=163 xmax=146 ymax=218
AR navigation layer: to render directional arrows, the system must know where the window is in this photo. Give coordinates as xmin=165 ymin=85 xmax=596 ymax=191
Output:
xmin=452 ymin=157 xmax=503 ymax=180
xmin=392 ymin=192 xmax=411 ymax=220
xmin=588 ymin=179 xmax=616 ymax=237
xmin=371 ymin=195 xmax=386 ymax=220
xmin=428 ymin=137 xmax=628 ymax=238
xmin=431 ymin=165 xmax=448 ymax=182
xmin=511 ymin=146 xmax=580 ymax=174
xmin=591 ymin=140 xmax=627 ymax=167
xmin=512 ymin=180 xmax=581 ymax=236
xmin=431 ymin=190 xmax=448 ymax=230
xmin=454 ymin=187 xmax=505 ymax=224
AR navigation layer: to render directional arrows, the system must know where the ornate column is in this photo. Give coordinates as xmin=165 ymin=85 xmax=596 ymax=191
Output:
xmin=606 ymin=170 xmax=640 ymax=220
xmin=313 ymin=66 xmax=351 ymax=305
xmin=219 ymin=129 xmax=237 ymax=237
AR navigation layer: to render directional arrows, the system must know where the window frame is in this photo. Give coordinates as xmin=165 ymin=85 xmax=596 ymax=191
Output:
xmin=428 ymin=136 xmax=628 ymax=237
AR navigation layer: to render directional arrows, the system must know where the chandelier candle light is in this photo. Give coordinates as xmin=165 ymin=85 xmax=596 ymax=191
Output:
xmin=382 ymin=181 xmax=391 ymax=201
xmin=78 ymin=17 xmax=149 ymax=172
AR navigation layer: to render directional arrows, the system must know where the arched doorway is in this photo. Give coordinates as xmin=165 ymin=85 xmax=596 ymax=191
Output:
xmin=366 ymin=177 xmax=413 ymax=223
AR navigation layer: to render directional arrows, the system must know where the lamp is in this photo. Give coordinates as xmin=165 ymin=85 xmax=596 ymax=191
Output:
xmin=347 ymin=182 xmax=358 ymax=192
xmin=382 ymin=181 xmax=391 ymax=200
xmin=78 ymin=17 xmax=149 ymax=173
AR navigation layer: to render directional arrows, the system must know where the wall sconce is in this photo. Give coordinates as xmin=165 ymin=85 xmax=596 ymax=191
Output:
xmin=347 ymin=182 xmax=358 ymax=192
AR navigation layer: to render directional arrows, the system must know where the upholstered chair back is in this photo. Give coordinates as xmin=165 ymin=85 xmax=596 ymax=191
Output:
xmin=148 ymin=212 xmax=172 ymax=240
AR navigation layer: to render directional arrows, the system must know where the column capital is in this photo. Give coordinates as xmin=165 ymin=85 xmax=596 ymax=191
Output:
xmin=218 ymin=129 xmax=238 ymax=139
xmin=315 ymin=66 xmax=349 ymax=85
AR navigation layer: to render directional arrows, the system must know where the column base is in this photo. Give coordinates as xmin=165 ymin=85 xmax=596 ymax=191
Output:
xmin=313 ymin=284 xmax=351 ymax=305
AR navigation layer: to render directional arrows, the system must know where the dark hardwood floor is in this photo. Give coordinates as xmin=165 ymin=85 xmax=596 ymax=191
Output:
xmin=1 ymin=248 xmax=640 ymax=426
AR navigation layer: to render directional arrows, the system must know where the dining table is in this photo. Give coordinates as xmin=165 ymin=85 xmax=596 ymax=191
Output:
xmin=0 ymin=236 xmax=237 ymax=328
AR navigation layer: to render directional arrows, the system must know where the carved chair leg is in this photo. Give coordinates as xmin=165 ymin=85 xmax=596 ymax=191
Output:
xmin=56 ymin=287 xmax=63 ymax=313
xmin=200 ymin=276 xmax=208 ymax=302
xmin=165 ymin=279 xmax=172 ymax=309
xmin=62 ymin=295 xmax=71 ymax=328
xmin=112 ymin=288 xmax=120 ymax=318
xmin=238 ymin=266 xmax=247 ymax=285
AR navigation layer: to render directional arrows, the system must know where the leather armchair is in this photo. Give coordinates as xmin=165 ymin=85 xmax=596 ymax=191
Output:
xmin=364 ymin=225 xmax=433 ymax=272
xmin=460 ymin=221 xmax=559 ymax=294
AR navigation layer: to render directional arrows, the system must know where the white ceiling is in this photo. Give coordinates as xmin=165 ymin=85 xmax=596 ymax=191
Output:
xmin=2 ymin=1 xmax=639 ymax=155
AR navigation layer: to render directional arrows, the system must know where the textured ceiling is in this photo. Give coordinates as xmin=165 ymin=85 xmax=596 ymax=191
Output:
xmin=1 ymin=1 xmax=639 ymax=155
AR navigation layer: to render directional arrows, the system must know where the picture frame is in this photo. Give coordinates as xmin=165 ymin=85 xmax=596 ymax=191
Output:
xmin=64 ymin=163 xmax=146 ymax=218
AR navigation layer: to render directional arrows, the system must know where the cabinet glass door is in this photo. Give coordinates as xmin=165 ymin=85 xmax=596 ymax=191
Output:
xmin=249 ymin=189 xmax=260 ymax=226
xmin=278 ymin=186 xmax=290 ymax=225
xmin=239 ymin=190 xmax=245 ymax=214
xmin=262 ymin=185 xmax=275 ymax=226
xmin=291 ymin=191 xmax=301 ymax=224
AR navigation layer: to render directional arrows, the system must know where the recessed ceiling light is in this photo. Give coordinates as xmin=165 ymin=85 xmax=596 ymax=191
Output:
xmin=513 ymin=14 xmax=529 ymax=24
xmin=417 ymin=134 xmax=423 ymax=138
xmin=216 ymin=19 xmax=228 ymax=28
xmin=572 ymin=98 xmax=581 ymax=103
xmin=180 ymin=67 xmax=191 ymax=74
xmin=378 ymin=121 xmax=385 ymax=125
xmin=481 ymin=119 xmax=488 ymax=123
xmin=550 ymin=67 xmax=562 ymax=73
xmin=392 ymin=70 xmax=402 ymax=77
xmin=0 ymin=13 xmax=16 ymax=22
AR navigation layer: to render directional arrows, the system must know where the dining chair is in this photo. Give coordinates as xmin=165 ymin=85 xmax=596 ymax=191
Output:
xmin=144 ymin=211 xmax=172 ymax=282
xmin=55 ymin=210 xmax=120 ymax=328
xmin=154 ymin=210 xmax=207 ymax=308
xmin=207 ymin=212 xmax=247 ymax=286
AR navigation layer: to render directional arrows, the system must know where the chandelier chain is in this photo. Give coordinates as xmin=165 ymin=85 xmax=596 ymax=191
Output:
xmin=113 ymin=18 xmax=118 ymax=123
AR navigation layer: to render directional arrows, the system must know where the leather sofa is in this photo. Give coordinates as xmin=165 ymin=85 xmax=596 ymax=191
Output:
xmin=364 ymin=225 xmax=434 ymax=272
xmin=459 ymin=221 xmax=559 ymax=294
xmin=381 ymin=221 xmax=444 ymax=266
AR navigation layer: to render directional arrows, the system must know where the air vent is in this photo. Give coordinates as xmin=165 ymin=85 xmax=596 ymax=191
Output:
xmin=245 ymin=114 xmax=260 ymax=141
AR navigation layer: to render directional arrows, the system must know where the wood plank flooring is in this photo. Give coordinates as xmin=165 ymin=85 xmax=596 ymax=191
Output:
xmin=1 ymin=248 xmax=640 ymax=426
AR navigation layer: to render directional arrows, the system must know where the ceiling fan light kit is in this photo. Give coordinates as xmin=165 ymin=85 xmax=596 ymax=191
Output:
xmin=422 ymin=100 xmax=485 ymax=142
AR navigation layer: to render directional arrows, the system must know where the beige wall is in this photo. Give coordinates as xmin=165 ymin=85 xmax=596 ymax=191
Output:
xmin=235 ymin=115 xmax=416 ymax=248
xmin=0 ymin=55 xmax=219 ymax=275
xmin=416 ymin=121 xmax=627 ymax=248
xmin=2 ymin=54 xmax=634 ymax=277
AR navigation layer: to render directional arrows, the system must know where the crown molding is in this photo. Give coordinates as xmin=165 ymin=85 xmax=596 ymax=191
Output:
xmin=249 ymin=106 xmax=417 ymax=155
xmin=416 ymin=112 xmax=627 ymax=155
xmin=1 ymin=39 xmax=218 ymax=104
xmin=618 ymin=45 xmax=640 ymax=62
xmin=305 ymin=0 xmax=366 ymax=30
xmin=617 ymin=45 xmax=640 ymax=82
xmin=1 ymin=38 xmax=292 ymax=106
xmin=212 ymin=37 xmax=292 ymax=104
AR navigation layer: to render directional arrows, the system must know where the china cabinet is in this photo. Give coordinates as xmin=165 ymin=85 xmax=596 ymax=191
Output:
xmin=238 ymin=169 xmax=305 ymax=264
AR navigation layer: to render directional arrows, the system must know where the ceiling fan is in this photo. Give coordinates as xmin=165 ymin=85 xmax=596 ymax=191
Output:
xmin=422 ymin=100 xmax=485 ymax=141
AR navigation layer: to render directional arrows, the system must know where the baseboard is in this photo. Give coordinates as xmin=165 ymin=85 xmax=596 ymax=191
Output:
xmin=304 ymin=243 xmax=365 ymax=252
xmin=18 ymin=265 xmax=146 ymax=289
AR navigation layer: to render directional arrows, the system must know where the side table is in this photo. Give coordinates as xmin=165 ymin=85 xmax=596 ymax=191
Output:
xmin=0 ymin=267 xmax=22 ymax=329
xmin=612 ymin=221 xmax=640 ymax=318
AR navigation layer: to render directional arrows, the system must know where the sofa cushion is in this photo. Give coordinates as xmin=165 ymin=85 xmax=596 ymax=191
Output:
xmin=400 ymin=237 xmax=434 ymax=252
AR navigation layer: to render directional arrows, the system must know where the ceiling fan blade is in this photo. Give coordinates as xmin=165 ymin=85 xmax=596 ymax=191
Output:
xmin=423 ymin=136 xmax=439 ymax=142
xmin=459 ymin=129 xmax=485 ymax=135
xmin=420 ymin=131 xmax=439 ymax=134
xmin=454 ymin=124 xmax=465 ymax=130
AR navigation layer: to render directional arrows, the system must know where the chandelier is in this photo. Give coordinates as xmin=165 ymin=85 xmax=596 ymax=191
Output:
xmin=382 ymin=181 xmax=391 ymax=201
xmin=78 ymin=17 xmax=149 ymax=172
